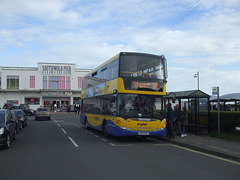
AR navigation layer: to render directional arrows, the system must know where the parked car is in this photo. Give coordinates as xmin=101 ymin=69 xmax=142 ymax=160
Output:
xmin=19 ymin=104 xmax=35 ymax=116
xmin=2 ymin=103 xmax=13 ymax=110
xmin=10 ymin=110 xmax=22 ymax=133
xmin=0 ymin=109 xmax=17 ymax=149
xmin=35 ymin=107 xmax=51 ymax=121
xmin=12 ymin=109 xmax=28 ymax=128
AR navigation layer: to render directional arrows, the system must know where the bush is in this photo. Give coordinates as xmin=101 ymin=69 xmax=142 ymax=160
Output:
xmin=210 ymin=111 xmax=240 ymax=131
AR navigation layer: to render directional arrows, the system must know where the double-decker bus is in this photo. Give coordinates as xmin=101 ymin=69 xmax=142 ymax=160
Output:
xmin=80 ymin=52 xmax=168 ymax=137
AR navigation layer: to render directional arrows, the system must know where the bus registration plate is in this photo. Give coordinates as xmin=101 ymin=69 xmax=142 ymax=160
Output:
xmin=138 ymin=132 xmax=149 ymax=136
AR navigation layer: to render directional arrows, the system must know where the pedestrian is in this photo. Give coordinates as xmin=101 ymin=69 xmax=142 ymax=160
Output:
xmin=181 ymin=107 xmax=188 ymax=137
xmin=166 ymin=103 xmax=175 ymax=139
xmin=174 ymin=104 xmax=182 ymax=136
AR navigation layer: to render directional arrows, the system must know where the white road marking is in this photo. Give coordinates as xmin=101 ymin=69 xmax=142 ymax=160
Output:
xmin=68 ymin=136 xmax=79 ymax=147
xmin=61 ymin=128 xmax=67 ymax=134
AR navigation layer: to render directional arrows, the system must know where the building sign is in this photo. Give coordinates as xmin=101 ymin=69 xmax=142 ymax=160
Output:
xmin=41 ymin=65 xmax=71 ymax=75
xmin=42 ymin=91 xmax=72 ymax=96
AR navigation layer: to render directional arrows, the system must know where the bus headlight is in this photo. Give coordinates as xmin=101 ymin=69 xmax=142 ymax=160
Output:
xmin=155 ymin=128 xmax=165 ymax=131
xmin=0 ymin=127 xmax=4 ymax=135
xmin=120 ymin=127 xmax=131 ymax=131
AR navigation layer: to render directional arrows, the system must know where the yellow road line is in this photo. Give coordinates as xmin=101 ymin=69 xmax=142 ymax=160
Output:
xmin=171 ymin=144 xmax=240 ymax=165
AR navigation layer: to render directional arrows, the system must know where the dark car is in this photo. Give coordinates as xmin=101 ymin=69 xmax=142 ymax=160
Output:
xmin=0 ymin=109 xmax=17 ymax=149
xmin=10 ymin=110 xmax=22 ymax=133
xmin=12 ymin=109 xmax=28 ymax=128
xmin=19 ymin=104 xmax=35 ymax=116
xmin=35 ymin=107 xmax=51 ymax=121
xmin=3 ymin=103 xmax=13 ymax=110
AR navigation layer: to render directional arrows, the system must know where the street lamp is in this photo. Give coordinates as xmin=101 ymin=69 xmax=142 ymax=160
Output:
xmin=194 ymin=71 xmax=199 ymax=90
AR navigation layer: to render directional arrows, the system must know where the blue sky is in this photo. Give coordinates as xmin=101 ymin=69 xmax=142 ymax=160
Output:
xmin=0 ymin=0 xmax=240 ymax=95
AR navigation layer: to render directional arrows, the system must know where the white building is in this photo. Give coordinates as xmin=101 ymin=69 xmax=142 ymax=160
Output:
xmin=0 ymin=62 xmax=91 ymax=110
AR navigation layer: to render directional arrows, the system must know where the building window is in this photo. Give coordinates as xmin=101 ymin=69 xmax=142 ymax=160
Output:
xmin=48 ymin=76 xmax=65 ymax=89
xmin=43 ymin=76 xmax=47 ymax=89
xmin=66 ymin=76 xmax=71 ymax=89
xmin=7 ymin=76 xmax=19 ymax=89
xmin=78 ymin=77 xmax=82 ymax=89
xmin=25 ymin=98 xmax=40 ymax=105
xmin=6 ymin=100 xmax=19 ymax=106
xmin=30 ymin=76 xmax=35 ymax=88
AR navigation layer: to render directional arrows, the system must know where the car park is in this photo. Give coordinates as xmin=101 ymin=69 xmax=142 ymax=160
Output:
xmin=0 ymin=109 xmax=17 ymax=149
xmin=12 ymin=109 xmax=28 ymax=128
xmin=35 ymin=107 xmax=51 ymax=121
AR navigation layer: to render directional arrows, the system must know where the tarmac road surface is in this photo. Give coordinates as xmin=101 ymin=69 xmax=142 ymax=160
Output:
xmin=0 ymin=112 xmax=239 ymax=180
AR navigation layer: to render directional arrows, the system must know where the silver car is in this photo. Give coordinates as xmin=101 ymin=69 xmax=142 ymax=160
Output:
xmin=35 ymin=107 xmax=51 ymax=121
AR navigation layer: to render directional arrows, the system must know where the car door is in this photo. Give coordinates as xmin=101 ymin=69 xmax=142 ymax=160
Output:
xmin=7 ymin=110 xmax=15 ymax=139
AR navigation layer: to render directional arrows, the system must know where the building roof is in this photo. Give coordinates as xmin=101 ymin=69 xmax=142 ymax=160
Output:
xmin=167 ymin=90 xmax=210 ymax=99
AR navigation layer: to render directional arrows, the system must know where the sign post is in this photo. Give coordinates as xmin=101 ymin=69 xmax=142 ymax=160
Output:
xmin=212 ymin=87 xmax=220 ymax=134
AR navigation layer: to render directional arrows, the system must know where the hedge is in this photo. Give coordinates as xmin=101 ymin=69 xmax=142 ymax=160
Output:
xmin=209 ymin=111 xmax=240 ymax=131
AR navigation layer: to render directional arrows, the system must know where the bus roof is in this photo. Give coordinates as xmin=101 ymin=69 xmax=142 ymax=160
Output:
xmin=84 ymin=52 xmax=164 ymax=78
xmin=84 ymin=53 xmax=120 ymax=78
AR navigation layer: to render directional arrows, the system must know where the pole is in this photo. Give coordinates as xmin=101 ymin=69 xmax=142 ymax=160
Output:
xmin=197 ymin=71 xmax=199 ymax=90
xmin=217 ymin=86 xmax=220 ymax=134
xmin=194 ymin=71 xmax=199 ymax=90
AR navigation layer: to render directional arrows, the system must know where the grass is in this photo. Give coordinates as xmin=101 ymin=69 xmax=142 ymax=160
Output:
xmin=209 ymin=130 xmax=240 ymax=142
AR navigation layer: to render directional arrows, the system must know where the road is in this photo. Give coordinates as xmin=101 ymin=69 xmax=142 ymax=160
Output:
xmin=0 ymin=112 xmax=239 ymax=180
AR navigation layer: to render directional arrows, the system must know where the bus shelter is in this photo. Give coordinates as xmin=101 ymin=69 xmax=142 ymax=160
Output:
xmin=166 ymin=90 xmax=210 ymax=135
xmin=210 ymin=93 xmax=240 ymax=111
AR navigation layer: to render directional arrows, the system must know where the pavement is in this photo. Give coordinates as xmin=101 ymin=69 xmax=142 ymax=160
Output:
xmin=158 ymin=133 xmax=240 ymax=162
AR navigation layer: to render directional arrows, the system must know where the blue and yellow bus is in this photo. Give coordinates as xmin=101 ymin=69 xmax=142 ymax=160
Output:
xmin=80 ymin=52 xmax=168 ymax=137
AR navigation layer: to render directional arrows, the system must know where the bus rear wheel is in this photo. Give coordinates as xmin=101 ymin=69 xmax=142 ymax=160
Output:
xmin=84 ymin=119 xmax=89 ymax=130
xmin=102 ymin=121 xmax=108 ymax=138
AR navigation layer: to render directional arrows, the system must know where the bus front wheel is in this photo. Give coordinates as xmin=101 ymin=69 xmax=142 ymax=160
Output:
xmin=102 ymin=121 xmax=108 ymax=138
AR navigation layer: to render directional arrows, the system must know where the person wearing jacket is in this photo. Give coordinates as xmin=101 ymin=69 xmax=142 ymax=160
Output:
xmin=166 ymin=103 xmax=175 ymax=139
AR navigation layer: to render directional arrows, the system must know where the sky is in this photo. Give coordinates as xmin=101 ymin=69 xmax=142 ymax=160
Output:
xmin=0 ymin=0 xmax=240 ymax=96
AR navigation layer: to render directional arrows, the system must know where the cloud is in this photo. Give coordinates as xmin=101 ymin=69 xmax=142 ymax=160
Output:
xmin=0 ymin=0 xmax=240 ymax=95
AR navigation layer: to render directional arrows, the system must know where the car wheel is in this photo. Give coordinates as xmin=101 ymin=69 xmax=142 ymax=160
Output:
xmin=16 ymin=126 xmax=20 ymax=134
xmin=4 ymin=134 xmax=11 ymax=149
xmin=13 ymin=130 xmax=17 ymax=141
xmin=22 ymin=121 xmax=25 ymax=128
xmin=84 ymin=119 xmax=89 ymax=130
xmin=19 ymin=123 xmax=23 ymax=131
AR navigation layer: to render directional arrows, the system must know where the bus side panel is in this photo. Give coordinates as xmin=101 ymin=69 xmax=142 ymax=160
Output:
xmin=105 ymin=79 xmax=118 ymax=94
xmin=80 ymin=113 xmax=85 ymax=125
xmin=107 ymin=120 xmax=167 ymax=137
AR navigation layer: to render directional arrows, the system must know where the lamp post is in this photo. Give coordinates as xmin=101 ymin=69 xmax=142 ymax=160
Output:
xmin=194 ymin=71 xmax=199 ymax=90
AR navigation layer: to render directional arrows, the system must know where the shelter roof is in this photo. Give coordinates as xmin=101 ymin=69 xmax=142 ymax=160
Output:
xmin=167 ymin=90 xmax=210 ymax=99
xmin=210 ymin=93 xmax=240 ymax=102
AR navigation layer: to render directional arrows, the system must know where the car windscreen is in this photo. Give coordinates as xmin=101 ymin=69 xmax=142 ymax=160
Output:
xmin=0 ymin=111 xmax=5 ymax=127
xmin=14 ymin=111 xmax=23 ymax=116
xmin=37 ymin=108 xmax=48 ymax=112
